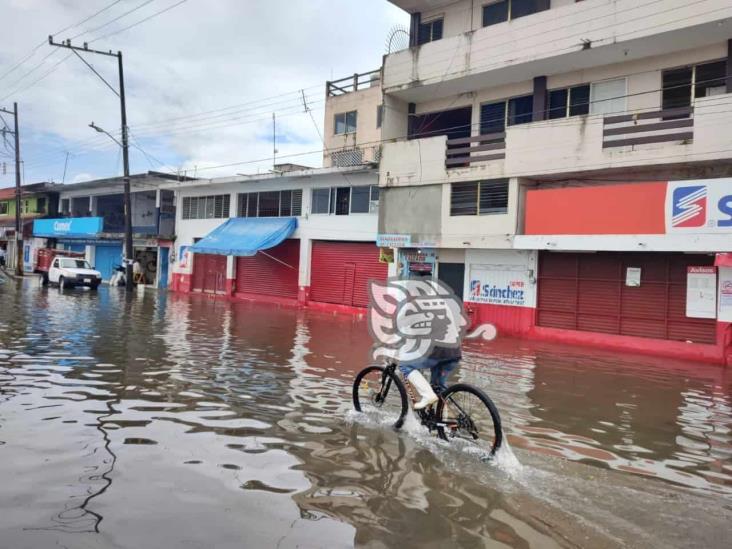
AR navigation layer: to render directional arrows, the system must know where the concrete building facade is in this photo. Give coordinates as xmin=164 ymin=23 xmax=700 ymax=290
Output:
xmin=378 ymin=0 xmax=732 ymax=364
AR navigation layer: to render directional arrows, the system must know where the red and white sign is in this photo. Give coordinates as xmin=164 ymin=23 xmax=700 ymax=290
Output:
xmin=667 ymin=179 xmax=732 ymax=234
xmin=686 ymin=266 xmax=717 ymax=319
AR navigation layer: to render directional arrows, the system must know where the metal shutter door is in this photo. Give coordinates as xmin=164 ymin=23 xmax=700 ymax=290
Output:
xmin=310 ymin=241 xmax=387 ymax=307
xmin=235 ymin=239 xmax=299 ymax=299
xmin=538 ymin=252 xmax=718 ymax=345
xmin=192 ymin=254 xmax=226 ymax=294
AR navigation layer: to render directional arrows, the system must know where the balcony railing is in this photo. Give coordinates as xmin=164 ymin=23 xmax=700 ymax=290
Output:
xmin=602 ymin=107 xmax=694 ymax=148
xmin=445 ymin=133 xmax=506 ymax=168
xmin=326 ymin=69 xmax=381 ymax=97
xmin=329 ymin=145 xmax=381 ymax=167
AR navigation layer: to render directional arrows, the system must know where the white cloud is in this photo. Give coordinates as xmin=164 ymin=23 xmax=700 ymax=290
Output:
xmin=0 ymin=0 xmax=409 ymax=184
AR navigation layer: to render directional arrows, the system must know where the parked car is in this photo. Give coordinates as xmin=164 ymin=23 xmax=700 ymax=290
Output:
xmin=47 ymin=256 xmax=102 ymax=290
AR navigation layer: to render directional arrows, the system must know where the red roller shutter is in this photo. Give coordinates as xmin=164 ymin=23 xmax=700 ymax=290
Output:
xmin=192 ymin=253 xmax=226 ymax=294
xmin=537 ymin=252 xmax=717 ymax=344
xmin=310 ymin=241 xmax=387 ymax=307
xmin=235 ymin=239 xmax=299 ymax=299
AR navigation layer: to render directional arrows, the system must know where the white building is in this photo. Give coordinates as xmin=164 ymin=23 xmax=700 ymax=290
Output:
xmin=378 ymin=0 xmax=732 ymax=364
xmin=166 ymin=165 xmax=385 ymax=310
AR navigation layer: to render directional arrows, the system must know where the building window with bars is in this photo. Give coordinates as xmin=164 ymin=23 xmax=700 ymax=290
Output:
xmin=450 ymin=180 xmax=509 ymax=216
xmin=480 ymin=95 xmax=533 ymax=134
xmin=181 ymin=195 xmax=230 ymax=220
xmin=237 ymin=189 xmax=302 ymax=218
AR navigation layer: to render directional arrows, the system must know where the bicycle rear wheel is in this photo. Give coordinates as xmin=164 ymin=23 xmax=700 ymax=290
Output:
xmin=436 ymin=383 xmax=503 ymax=457
xmin=352 ymin=365 xmax=408 ymax=429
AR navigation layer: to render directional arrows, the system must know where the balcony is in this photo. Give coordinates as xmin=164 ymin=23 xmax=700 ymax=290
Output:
xmin=383 ymin=0 xmax=732 ymax=103
xmin=380 ymin=92 xmax=732 ymax=185
xmin=326 ymin=70 xmax=381 ymax=97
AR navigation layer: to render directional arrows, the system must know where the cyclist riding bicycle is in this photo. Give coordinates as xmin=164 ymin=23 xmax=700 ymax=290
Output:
xmin=399 ymin=344 xmax=461 ymax=410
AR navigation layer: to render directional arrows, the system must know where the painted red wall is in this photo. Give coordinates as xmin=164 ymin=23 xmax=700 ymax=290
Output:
xmin=525 ymin=182 xmax=668 ymax=235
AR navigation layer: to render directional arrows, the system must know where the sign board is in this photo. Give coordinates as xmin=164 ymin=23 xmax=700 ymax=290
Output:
xmin=666 ymin=179 xmax=732 ymax=233
xmin=686 ymin=266 xmax=717 ymax=319
xmin=626 ymin=267 xmax=641 ymax=287
xmin=377 ymin=234 xmax=411 ymax=248
xmin=379 ymin=247 xmax=394 ymax=264
xmin=33 ymin=217 xmax=104 ymax=238
xmin=467 ymin=265 xmax=529 ymax=307
xmin=718 ymin=268 xmax=732 ymax=322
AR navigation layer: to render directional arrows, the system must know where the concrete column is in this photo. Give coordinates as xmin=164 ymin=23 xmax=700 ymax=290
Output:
xmin=226 ymin=255 xmax=235 ymax=295
xmin=155 ymin=189 xmax=161 ymax=235
xmin=298 ymin=238 xmax=312 ymax=303
xmin=727 ymin=39 xmax=732 ymax=94
xmin=532 ymin=76 xmax=547 ymax=122
xmin=89 ymin=196 xmax=96 ymax=216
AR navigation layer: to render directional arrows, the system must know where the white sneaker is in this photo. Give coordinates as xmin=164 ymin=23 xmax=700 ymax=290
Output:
xmin=407 ymin=370 xmax=438 ymax=410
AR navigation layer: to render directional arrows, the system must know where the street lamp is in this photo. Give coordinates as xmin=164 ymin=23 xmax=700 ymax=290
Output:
xmin=89 ymin=121 xmax=133 ymax=290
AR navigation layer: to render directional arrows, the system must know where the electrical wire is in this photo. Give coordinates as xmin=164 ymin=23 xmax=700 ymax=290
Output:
xmin=89 ymin=0 xmax=190 ymax=44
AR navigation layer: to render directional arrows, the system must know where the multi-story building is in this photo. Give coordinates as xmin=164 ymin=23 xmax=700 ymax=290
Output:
xmin=167 ymin=165 xmax=384 ymax=310
xmin=378 ymin=0 xmax=732 ymax=364
xmin=167 ymin=72 xmax=386 ymax=310
xmin=32 ymin=172 xmax=180 ymax=285
xmin=0 ymin=182 xmax=61 ymax=272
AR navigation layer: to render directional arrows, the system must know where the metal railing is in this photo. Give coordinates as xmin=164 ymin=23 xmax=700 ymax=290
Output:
xmin=326 ymin=69 xmax=381 ymax=97
xmin=445 ymin=133 xmax=506 ymax=168
xmin=602 ymin=106 xmax=694 ymax=148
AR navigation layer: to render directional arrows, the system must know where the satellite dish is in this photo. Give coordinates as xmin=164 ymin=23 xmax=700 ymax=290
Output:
xmin=385 ymin=26 xmax=410 ymax=54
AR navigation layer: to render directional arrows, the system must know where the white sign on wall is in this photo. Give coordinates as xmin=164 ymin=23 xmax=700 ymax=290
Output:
xmin=718 ymin=267 xmax=732 ymax=323
xmin=625 ymin=267 xmax=641 ymax=287
xmin=666 ymin=178 xmax=732 ymax=233
xmin=467 ymin=265 xmax=530 ymax=307
xmin=686 ymin=266 xmax=717 ymax=319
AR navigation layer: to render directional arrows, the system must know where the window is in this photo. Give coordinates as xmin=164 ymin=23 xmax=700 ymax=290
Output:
xmin=589 ymin=78 xmax=626 ymax=116
xmin=350 ymin=186 xmax=371 ymax=213
xmin=662 ymin=60 xmax=726 ymax=115
xmin=508 ymin=95 xmax=533 ymax=125
xmin=0 ymin=202 xmax=7 ymax=215
xmin=417 ymin=18 xmax=443 ymax=45
xmin=548 ymin=84 xmax=590 ymax=119
xmin=311 ymin=186 xmax=380 ymax=215
xmin=258 ymin=191 xmax=280 ymax=217
xmin=450 ymin=180 xmax=509 ymax=216
xmin=480 ymin=94 xmax=533 ymax=134
xmin=483 ymin=0 xmax=548 ymax=27
xmin=376 ymin=104 xmax=383 ymax=128
xmin=61 ymin=198 xmax=70 ymax=215
xmin=237 ymin=189 xmax=302 ymax=218
xmin=312 ymin=188 xmax=331 ymax=214
xmin=334 ymin=111 xmax=357 ymax=135
xmin=334 ymin=187 xmax=350 ymax=215
xmin=181 ymin=195 xmax=230 ymax=220
xmin=61 ymin=259 xmax=91 ymax=269
xmin=37 ymin=197 xmax=47 ymax=214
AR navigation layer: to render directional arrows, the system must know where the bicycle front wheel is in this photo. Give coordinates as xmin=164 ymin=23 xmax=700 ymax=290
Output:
xmin=436 ymin=383 xmax=503 ymax=457
xmin=352 ymin=366 xmax=408 ymax=429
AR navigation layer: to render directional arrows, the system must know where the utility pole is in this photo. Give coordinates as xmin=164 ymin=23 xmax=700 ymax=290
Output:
xmin=0 ymin=102 xmax=23 ymax=276
xmin=49 ymin=37 xmax=134 ymax=291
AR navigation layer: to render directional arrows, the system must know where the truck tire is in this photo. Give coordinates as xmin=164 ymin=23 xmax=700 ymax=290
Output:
xmin=90 ymin=281 xmax=100 ymax=291
xmin=41 ymin=273 xmax=49 ymax=286
xmin=59 ymin=276 xmax=66 ymax=290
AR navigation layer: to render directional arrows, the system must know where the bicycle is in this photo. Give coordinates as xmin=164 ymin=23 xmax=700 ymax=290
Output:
xmin=352 ymin=361 xmax=503 ymax=457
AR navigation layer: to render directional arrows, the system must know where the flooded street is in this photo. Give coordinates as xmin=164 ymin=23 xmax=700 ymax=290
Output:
xmin=0 ymin=280 xmax=731 ymax=548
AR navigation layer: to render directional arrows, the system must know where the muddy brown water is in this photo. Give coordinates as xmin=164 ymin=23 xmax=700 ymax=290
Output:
xmin=0 ymin=280 xmax=730 ymax=548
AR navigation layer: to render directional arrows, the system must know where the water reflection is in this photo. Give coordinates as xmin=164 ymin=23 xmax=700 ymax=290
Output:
xmin=0 ymin=282 xmax=730 ymax=548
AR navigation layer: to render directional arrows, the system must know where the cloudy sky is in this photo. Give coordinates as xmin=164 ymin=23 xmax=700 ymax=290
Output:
xmin=0 ymin=0 xmax=408 ymax=187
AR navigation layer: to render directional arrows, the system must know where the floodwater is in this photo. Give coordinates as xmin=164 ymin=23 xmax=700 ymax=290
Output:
xmin=0 ymin=280 xmax=730 ymax=548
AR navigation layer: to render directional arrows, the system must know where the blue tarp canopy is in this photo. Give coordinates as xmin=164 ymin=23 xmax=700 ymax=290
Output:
xmin=190 ymin=217 xmax=297 ymax=257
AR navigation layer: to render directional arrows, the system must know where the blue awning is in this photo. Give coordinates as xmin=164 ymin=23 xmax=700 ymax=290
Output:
xmin=190 ymin=217 xmax=297 ymax=256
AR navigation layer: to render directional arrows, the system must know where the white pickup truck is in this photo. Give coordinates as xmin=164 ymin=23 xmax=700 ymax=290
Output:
xmin=48 ymin=256 xmax=102 ymax=290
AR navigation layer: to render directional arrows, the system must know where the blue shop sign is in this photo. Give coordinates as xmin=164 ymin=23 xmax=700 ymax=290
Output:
xmin=33 ymin=217 xmax=104 ymax=238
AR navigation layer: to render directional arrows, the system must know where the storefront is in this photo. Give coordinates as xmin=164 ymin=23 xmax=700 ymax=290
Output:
xmin=536 ymin=251 xmax=717 ymax=344
xmin=235 ymin=239 xmax=300 ymax=301
xmin=310 ymin=241 xmax=387 ymax=308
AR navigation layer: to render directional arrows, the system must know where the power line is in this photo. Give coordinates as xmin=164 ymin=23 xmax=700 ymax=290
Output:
xmin=68 ymin=0 xmax=158 ymax=41
xmin=89 ymin=0 xmax=190 ymax=44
